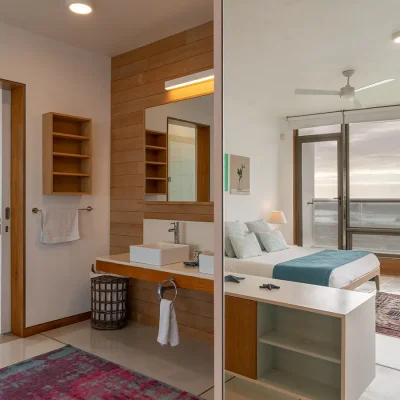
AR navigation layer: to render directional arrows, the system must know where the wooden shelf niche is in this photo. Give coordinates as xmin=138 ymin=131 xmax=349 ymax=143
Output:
xmin=145 ymin=130 xmax=167 ymax=199
xmin=43 ymin=112 xmax=92 ymax=195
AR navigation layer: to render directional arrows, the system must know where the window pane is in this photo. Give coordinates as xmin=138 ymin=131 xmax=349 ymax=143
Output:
xmin=349 ymin=120 xmax=400 ymax=199
xmin=299 ymin=124 xmax=341 ymax=136
xmin=352 ymin=234 xmax=400 ymax=255
xmin=350 ymin=202 xmax=400 ymax=229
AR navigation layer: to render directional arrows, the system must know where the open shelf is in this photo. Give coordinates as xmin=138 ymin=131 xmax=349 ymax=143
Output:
xmin=53 ymin=152 xmax=90 ymax=159
xmin=259 ymin=331 xmax=341 ymax=364
xmin=145 ymin=128 xmax=167 ymax=199
xmin=259 ymin=369 xmax=340 ymax=400
xmin=53 ymin=132 xmax=90 ymax=141
xmin=146 ymin=145 xmax=167 ymax=150
xmin=43 ymin=112 xmax=92 ymax=195
xmin=53 ymin=172 xmax=90 ymax=177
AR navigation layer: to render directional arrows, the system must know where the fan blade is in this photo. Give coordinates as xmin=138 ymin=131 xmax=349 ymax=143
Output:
xmin=295 ymin=89 xmax=341 ymax=96
xmin=351 ymin=98 xmax=364 ymax=109
xmin=355 ymin=79 xmax=395 ymax=92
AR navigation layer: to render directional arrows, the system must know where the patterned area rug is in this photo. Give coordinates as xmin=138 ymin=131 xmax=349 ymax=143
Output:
xmin=0 ymin=345 xmax=199 ymax=399
xmin=376 ymin=292 xmax=400 ymax=338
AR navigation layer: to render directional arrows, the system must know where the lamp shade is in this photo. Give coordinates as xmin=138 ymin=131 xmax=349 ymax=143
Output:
xmin=268 ymin=211 xmax=287 ymax=224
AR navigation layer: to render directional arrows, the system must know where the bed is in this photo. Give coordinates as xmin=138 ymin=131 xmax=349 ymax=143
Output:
xmin=225 ymin=245 xmax=381 ymax=289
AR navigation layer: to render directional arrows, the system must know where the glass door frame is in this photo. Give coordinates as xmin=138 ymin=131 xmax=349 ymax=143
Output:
xmin=295 ymin=130 xmax=346 ymax=249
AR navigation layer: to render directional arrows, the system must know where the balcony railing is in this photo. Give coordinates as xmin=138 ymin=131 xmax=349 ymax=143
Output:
xmin=310 ymin=199 xmax=400 ymax=254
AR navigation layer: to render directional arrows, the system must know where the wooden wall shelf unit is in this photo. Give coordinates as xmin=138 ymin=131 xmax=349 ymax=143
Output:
xmin=43 ymin=112 xmax=92 ymax=195
xmin=145 ymin=129 xmax=167 ymax=196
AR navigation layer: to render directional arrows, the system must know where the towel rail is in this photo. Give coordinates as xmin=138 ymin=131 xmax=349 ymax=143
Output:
xmin=157 ymin=278 xmax=178 ymax=303
xmin=32 ymin=206 xmax=93 ymax=214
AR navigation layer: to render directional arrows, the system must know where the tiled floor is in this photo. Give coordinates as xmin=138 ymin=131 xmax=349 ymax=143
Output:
xmin=0 ymin=276 xmax=399 ymax=399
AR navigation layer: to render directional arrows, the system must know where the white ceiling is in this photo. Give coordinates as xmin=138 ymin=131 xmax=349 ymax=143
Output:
xmin=225 ymin=0 xmax=400 ymax=117
xmin=0 ymin=0 xmax=213 ymax=57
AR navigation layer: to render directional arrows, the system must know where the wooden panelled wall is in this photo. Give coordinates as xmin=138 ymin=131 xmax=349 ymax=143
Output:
xmin=111 ymin=21 xmax=214 ymax=255
xmin=110 ymin=22 xmax=215 ymax=343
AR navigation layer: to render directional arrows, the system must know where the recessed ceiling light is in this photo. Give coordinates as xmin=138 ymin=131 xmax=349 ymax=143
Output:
xmin=392 ymin=31 xmax=400 ymax=44
xmin=67 ymin=0 xmax=93 ymax=15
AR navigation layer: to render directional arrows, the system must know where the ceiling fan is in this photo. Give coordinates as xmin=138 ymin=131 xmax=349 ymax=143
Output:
xmin=295 ymin=70 xmax=395 ymax=108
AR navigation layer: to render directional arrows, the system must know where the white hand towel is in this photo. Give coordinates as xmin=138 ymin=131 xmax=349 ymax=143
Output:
xmin=41 ymin=209 xmax=80 ymax=244
xmin=157 ymin=299 xmax=179 ymax=347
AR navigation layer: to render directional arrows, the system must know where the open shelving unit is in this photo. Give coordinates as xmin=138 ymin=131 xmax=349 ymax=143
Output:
xmin=145 ymin=129 xmax=167 ymax=199
xmin=43 ymin=112 xmax=92 ymax=195
xmin=225 ymin=274 xmax=376 ymax=400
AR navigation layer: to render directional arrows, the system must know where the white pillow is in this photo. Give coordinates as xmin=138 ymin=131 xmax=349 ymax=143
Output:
xmin=245 ymin=219 xmax=274 ymax=250
xmin=229 ymin=233 xmax=263 ymax=259
xmin=225 ymin=221 xmax=244 ymax=258
xmin=257 ymin=230 xmax=288 ymax=253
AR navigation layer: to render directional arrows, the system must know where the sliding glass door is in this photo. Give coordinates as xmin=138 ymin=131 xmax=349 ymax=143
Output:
xmin=296 ymin=131 xmax=344 ymax=249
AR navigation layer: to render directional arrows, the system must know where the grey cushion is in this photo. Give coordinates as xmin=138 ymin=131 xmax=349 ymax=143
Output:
xmin=257 ymin=230 xmax=288 ymax=253
xmin=225 ymin=221 xmax=244 ymax=258
xmin=229 ymin=233 xmax=263 ymax=259
xmin=245 ymin=219 xmax=274 ymax=250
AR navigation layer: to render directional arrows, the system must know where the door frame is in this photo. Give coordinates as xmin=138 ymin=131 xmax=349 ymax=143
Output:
xmin=1 ymin=78 xmax=26 ymax=337
xmin=295 ymin=132 xmax=344 ymax=249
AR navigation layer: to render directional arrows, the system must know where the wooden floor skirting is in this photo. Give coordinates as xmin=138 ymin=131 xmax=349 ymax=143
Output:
xmin=22 ymin=312 xmax=91 ymax=338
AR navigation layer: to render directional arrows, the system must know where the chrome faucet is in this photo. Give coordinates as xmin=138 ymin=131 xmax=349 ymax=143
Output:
xmin=168 ymin=222 xmax=180 ymax=244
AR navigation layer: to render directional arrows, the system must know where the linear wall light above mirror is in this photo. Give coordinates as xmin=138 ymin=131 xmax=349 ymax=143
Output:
xmin=165 ymin=69 xmax=214 ymax=91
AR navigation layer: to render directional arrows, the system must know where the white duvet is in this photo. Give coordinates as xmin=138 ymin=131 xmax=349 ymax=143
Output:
xmin=224 ymin=246 xmax=380 ymax=288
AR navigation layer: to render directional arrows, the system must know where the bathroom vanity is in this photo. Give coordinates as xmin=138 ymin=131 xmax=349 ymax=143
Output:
xmin=95 ymin=255 xmax=375 ymax=400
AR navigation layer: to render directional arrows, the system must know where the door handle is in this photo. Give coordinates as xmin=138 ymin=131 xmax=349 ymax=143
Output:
xmin=334 ymin=196 xmax=342 ymax=205
xmin=307 ymin=201 xmax=314 ymax=205
xmin=5 ymin=207 xmax=10 ymax=220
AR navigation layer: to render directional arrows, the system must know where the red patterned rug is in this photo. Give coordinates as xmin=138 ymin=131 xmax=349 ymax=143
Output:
xmin=0 ymin=345 xmax=199 ymax=399
xmin=376 ymin=292 xmax=400 ymax=338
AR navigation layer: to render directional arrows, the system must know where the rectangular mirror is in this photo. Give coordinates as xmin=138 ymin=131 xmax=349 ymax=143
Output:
xmin=144 ymin=94 xmax=213 ymax=203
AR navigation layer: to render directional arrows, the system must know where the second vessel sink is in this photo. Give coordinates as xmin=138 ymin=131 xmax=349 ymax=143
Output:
xmin=130 ymin=242 xmax=190 ymax=266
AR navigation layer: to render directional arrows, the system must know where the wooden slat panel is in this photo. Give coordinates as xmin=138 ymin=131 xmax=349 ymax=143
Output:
xmin=144 ymin=204 xmax=213 ymax=215
xmin=111 ymin=211 xmax=144 ymax=224
xmin=144 ymin=212 xmax=213 ymax=222
xmin=129 ymin=285 xmax=213 ymax=318
xmin=110 ymin=235 xmax=142 ymax=248
xmin=111 ymin=187 xmax=144 ymax=200
xmin=131 ymin=312 xmax=213 ymax=345
xmin=112 ymin=21 xmax=213 ymax=69
xmin=111 ymin=137 xmax=144 ymax=152
xmin=112 ymin=74 xmax=214 ymax=117
xmin=225 ymin=296 xmax=257 ymax=379
xmin=130 ymin=299 xmax=214 ymax=333
xmin=96 ymin=260 xmax=214 ymax=294
xmin=110 ymin=24 xmax=215 ymax=344
xmin=112 ymin=111 xmax=143 ymax=129
xmin=112 ymin=124 xmax=144 ymax=140
xmin=130 ymin=279 xmax=213 ymax=303
xmin=110 ymin=223 xmax=143 ymax=237
xmin=111 ymin=162 xmax=145 ymax=176
xmin=110 ymin=246 xmax=128 ymax=255
xmin=112 ymin=51 xmax=213 ymax=94
xmin=112 ymin=36 xmax=213 ymax=84
xmin=111 ymin=175 xmax=144 ymax=188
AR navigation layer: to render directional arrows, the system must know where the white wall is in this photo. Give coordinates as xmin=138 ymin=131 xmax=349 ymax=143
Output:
xmin=0 ymin=23 xmax=111 ymax=327
xmin=146 ymin=95 xmax=214 ymax=200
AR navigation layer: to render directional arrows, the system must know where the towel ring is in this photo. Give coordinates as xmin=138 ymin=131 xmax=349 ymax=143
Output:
xmin=157 ymin=278 xmax=178 ymax=303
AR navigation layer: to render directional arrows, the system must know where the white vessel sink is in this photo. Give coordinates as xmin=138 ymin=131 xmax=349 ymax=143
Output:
xmin=130 ymin=243 xmax=190 ymax=266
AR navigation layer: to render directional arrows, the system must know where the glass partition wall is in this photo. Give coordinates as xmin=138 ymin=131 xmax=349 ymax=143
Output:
xmin=296 ymin=119 xmax=400 ymax=256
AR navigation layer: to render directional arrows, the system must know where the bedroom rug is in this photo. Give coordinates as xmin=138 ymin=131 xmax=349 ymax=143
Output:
xmin=376 ymin=292 xmax=400 ymax=339
xmin=0 ymin=345 xmax=199 ymax=399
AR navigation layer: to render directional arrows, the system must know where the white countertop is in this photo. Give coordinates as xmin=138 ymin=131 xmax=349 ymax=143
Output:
xmin=97 ymin=254 xmax=374 ymax=317
xmin=96 ymin=253 xmax=214 ymax=280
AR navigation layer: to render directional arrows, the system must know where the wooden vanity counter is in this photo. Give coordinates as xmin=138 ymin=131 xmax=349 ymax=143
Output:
xmin=96 ymin=253 xmax=214 ymax=294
